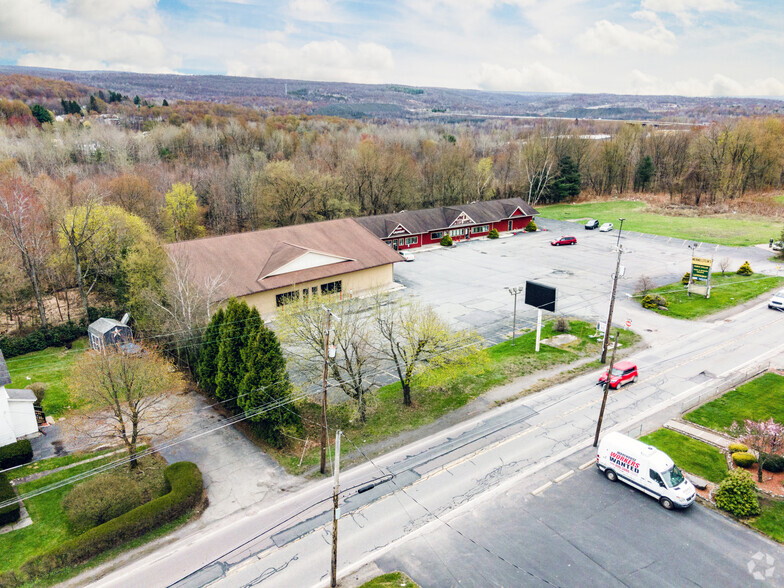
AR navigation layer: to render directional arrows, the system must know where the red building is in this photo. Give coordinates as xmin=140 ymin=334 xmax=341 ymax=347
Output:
xmin=355 ymin=197 xmax=538 ymax=250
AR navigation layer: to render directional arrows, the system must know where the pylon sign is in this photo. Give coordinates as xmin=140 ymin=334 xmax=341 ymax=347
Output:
xmin=689 ymin=256 xmax=712 ymax=297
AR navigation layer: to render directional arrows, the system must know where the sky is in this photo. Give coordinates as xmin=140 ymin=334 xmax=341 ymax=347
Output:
xmin=0 ymin=0 xmax=782 ymax=97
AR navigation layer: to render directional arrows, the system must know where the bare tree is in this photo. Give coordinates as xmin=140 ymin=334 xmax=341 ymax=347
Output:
xmin=636 ymin=275 xmax=654 ymax=295
xmin=68 ymin=345 xmax=184 ymax=468
xmin=518 ymin=134 xmax=555 ymax=207
xmin=58 ymin=191 xmax=102 ymax=319
xmin=0 ymin=175 xmax=49 ymax=327
xmin=375 ymin=298 xmax=482 ymax=407
xmin=719 ymin=257 xmax=730 ymax=274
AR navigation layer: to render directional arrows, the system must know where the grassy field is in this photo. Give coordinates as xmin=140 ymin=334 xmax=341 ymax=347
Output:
xmin=269 ymin=320 xmax=638 ymax=473
xmin=360 ymin=572 xmax=419 ymax=588
xmin=640 ymin=273 xmax=784 ymax=319
xmin=753 ymin=498 xmax=784 ymax=543
xmin=639 ymin=429 xmax=728 ymax=483
xmin=537 ymin=200 xmax=782 ymax=247
xmin=4 ymin=338 xmax=89 ymax=417
xmin=0 ymin=452 xmax=165 ymax=576
xmin=684 ymin=373 xmax=784 ymax=432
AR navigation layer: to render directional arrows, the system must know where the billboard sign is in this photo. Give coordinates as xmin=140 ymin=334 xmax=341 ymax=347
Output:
xmin=525 ymin=281 xmax=556 ymax=312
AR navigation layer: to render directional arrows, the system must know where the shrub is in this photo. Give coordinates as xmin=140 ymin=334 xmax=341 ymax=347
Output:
xmin=439 ymin=234 xmax=453 ymax=247
xmin=0 ymin=321 xmax=84 ymax=359
xmin=553 ymin=317 xmax=570 ymax=333
xmin=525 ymin=220 xmax=537 ymax=232
xmin=715 ymin=469 xmax=760 ymax=517
xmin=728 ymin=442 xmax=748 ymax=453
xmin=28 ymin=382 xmax=47 ymax=405
xmin=681 ymin=272 xmax=690 ymax=285
xmin=487 ymin=228 xmax=499 ymax=239
xmin=0 ymin=473 xmax=20 ymax=527
xmin=62 ymin=471 xmax=148 ymax=534
xmin=0 ymin=439 xmax=33 ymax=469
xmin=641 ymin=294 xmax=667 ymax=310
xmin=17 ymin=462 xmax=203 ymax=584
xmin=762 ymin=454 xmax=784 ymax=473
xmin=736 ymin=261 xmax=753 ymax=276
xmin=731 ymin=452 xmax=757 ymax=468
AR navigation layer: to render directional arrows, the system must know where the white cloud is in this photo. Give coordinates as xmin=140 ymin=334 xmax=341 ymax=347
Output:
xmin=629 ymin=69 xmax=784 ymax=96
xmin=226 ymin=40 xmax=394 ymax=83
xmin=476 ymin=62 xmax=577 ymax=93
xmin=641 ymin=0 xmax=737 ymax=14
xmin=0 ymin=0 xmax=178 ymax=72
xmin=577 ymin=19 xmax=676 ymax=55
xmin=529 ymin=33 xmax=554 ymax=54
xmin=289 ymin=0 xmax=336 ymax=22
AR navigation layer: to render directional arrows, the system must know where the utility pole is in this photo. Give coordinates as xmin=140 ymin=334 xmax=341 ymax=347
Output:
xmin=601 ymin=244 xmax=623 ymax=363
xmin=593 ymin=332 xmax=619 ymax=447
xmin=320 ymin=309 xmax=332 ymax=475
xmin=331 ymin=430 xmax=342 ymax=588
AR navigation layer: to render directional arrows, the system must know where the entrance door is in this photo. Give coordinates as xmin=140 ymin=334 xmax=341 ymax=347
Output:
xmin=392 ymin=239 xmax=398 ymax=250
xmin=508 ymin=220 xmax=513 ymax=231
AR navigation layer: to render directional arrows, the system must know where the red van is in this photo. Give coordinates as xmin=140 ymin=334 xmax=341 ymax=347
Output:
xmin=598 ymin=361 xmax=638 ymax=389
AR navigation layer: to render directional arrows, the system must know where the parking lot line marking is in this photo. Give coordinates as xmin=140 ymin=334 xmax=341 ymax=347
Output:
xmin=554 ymin=470 xmax=574 ymax=483
xmin=579 ymin=460 xmax=596 ymax=471
xmin=532 ymin=481 xmax=553 ymax=496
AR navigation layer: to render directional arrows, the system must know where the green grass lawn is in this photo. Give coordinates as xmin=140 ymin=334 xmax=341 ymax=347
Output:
xmin=269 ymin=320 xmax=638 ymax=473
xmin=0 ymin=452 xmax=165 ymax=576
xmin=639 ymin=429 xmax=728 ymax=483
xmin=360 ymin=572 xmax=419 ymax=588
xmin=753 ymin=498 xmax=784 ymax=543
xmin=537 ymin=200 xmax=782 ymax=247
xmin=4 ymin=338 xmax=89 ymax=417
xmin=684 ymin=373 xmax=784 ymax=432
xmin=640 ymin=273 xmax=784 ymax=319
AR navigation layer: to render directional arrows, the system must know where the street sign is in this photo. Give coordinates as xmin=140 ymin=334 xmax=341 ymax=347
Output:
xmin=625 ymin=319 xmax=632 ymax=327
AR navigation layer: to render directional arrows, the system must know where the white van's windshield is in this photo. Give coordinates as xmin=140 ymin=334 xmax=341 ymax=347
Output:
xmin=660 ymin=465 xmax=685 ymax=488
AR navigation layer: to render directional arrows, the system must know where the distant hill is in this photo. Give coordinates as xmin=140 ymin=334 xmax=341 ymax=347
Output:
xmin=1 ymin=65 xmax=782 ymax=123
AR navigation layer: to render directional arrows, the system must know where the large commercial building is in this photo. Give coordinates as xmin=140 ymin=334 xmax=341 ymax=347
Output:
xmin=355 ymin=197 xmax=538 ymax=250
xmin=168 ymin=218 xmax=403 ymax=315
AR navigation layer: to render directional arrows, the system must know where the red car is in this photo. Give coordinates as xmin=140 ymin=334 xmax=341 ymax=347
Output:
xmin=551 ymin=236 xmax=577 ymax=246
xmin=598 ymin=361 xmax=638 ymax=389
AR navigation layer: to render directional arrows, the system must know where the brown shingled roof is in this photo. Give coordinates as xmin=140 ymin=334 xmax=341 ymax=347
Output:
xmin=167 ymin=218 xmax=402 ymax=299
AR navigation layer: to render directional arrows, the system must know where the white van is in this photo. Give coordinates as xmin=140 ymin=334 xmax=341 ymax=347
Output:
xmin=597 ymin=432 xmax=696 ymax=509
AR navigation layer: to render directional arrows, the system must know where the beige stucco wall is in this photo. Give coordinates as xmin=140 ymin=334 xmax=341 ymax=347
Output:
xmin=239 ymin=264 xmax=395 ymax=315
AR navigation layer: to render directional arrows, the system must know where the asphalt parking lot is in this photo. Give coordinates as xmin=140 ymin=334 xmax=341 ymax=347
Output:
xmin=392 ymin=218 xmax=779 ymax=347
xmin=373 ymin=447 xmax=784 ymax=587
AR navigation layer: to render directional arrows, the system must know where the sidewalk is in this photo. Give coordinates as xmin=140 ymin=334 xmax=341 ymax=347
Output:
xmin=663 ymin=419 xmax=734 ymax=448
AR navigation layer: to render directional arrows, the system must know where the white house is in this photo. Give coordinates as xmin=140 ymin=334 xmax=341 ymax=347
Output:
xmin=0 ymin=350 xmax=38 ymax=447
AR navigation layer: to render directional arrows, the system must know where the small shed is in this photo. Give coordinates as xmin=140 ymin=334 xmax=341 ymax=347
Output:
xmin=87 ymin=315 xmax=133 ymax=352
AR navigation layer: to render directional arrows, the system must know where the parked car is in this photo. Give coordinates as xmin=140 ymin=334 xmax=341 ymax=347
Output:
xmin=599 ymin=222 xmax=614 ymax=232
xmin=773 ymin=241 xmax=784 ymax=252
xmin=400 ymin=251 xmax=415 ymax=262
xmin=551 ymin=236 xmax=577 ymax=246
xmin=585 ymin=219 xmax=599 ymax=230
xmin=597 ymin=432 xmax=696 ymax=510
xmin=769 ymin=290 xmax=784 ymax=311
xmin=598 ymin=360 xmax=638 ymax=388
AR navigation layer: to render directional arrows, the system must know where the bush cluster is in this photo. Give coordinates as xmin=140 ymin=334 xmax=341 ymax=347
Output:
xmin=487 ymin=228 xmax=499 ymax=239
xmin=62 ymin=471 xmax=150 ymax=534
xmin=7 ymin=462 xmax=203 ymax=586
xmin=439 ymin=234 xmax=453 ymax=247
xmin=681 ymin=272 xmax=691 ymax=285
xmin=0 ymin=473 xmax=20 ymax=527
xmin=525 ymin=220 xmax=537 ymax=232
xmin=715 ymin=469 xmax=760 ymax=518
xmin=553 ymin=317 xmax=570 ymax=333
xmin=641 ymin=294 xmax=667 ymax=310
xmin=736 ymin=261 xmax=753 ymax=276
xmin=731 ymin=451 xmax=757 ymax=468
xmin=762 ymin=454 xmax=784 ymax=473
xmin=0 ymin=439 xmax=33 ymax=469
xmin=728 ymin=442 xmax=748 ymax=453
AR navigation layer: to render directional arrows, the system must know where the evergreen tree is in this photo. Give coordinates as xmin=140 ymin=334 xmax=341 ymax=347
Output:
xmin=215 ymin=298 xmax=252 ymax=409
xmin=239 ymin=323 xmax=301 ymax=447
xmin=162 ymin=99 xmax=169 ymax=107
xmin=30 ymin=104 xmax=53 ymax=125
xmin=89 ymin=95 xmax=99 ymax=113
xmin=547 ymin=155 xmax=581 ymax=202
xmin=198 ymin=307 xmax=225 ymax=394
xmin=134 ymin=95 xmax=141 ymax=106
xmin=634 ymin=155 xmax=655 ymax=191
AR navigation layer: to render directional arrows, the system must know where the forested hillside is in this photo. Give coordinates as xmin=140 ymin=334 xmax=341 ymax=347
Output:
xmin=0 ymin=73 xmax=783 ymax=355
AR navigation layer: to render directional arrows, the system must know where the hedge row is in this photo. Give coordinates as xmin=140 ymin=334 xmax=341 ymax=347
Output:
xmin=3 ymin=462 xmax=203 ymax=586
xmin=0 ymin=440 xmax=33 ymax=470
xmin=0 ymin=473 xmax=20 ymax=527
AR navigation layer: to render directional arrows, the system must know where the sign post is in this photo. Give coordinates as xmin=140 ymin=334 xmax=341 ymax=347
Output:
xmin=688 ymin=256 xmax=713 ymax=298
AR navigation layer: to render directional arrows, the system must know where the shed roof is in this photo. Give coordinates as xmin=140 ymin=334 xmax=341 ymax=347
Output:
xmin=87 ymin=318 xmax=129 ymax=336
xmin=355 ymin=197 xmax=538 ymax=239
xmin=167 ymin=217 xmax=402 ymax=299
xmin=0 ymin=349 xmax=11 ymax=387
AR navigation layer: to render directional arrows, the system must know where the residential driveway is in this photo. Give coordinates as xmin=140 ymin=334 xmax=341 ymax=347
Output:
xmin=393 ymin=220 xmax=780 ymax=349
xmin=157 ymin=393 xmax=303 ymax=523
xmin=370 ymin=447 xmax=784 ymax=587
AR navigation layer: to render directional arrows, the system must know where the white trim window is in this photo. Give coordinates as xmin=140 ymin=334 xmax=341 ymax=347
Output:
xmin=471 ymin=225 xmax=489 ymax=234
xmin=431 ymin=231 xmax=443 ymax=240
xmin=449 ymin=228 xmax=466 ymax=237
xmin=405 ymin=236 xmax=418 ymax=245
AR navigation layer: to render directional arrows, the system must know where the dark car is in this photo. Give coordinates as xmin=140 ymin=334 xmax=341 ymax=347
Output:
xmin=585 ymin=219 xmax=599 ymax=230
xmin=598 ymin=361 xmax=638 ymax=389
xmin=551 ymin=236 xmax=577 ymax=246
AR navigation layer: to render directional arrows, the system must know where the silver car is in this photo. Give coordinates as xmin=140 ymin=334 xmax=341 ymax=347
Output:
xmin=599 ymin=222 xmax=614 ymax=232
xmin=769 ymin=290 xmax=784 ymax=311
